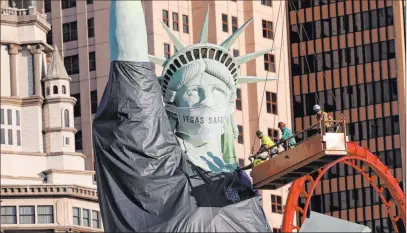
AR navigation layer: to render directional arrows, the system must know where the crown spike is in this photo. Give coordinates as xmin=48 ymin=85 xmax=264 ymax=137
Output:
xmin=160 ymin=20 xmax=185 ymax=51
xmin=220 ymin=17 xmax=253 ymax=49
xmin=235 ymin=48 xmax=273 ymax=66
xmin=148 ymin=54 xmax=166 ymax=66
xmin=237 ymin=76 xmax=278 ymax=84
xmin=199 ymin=7 xmax=210 ymax=43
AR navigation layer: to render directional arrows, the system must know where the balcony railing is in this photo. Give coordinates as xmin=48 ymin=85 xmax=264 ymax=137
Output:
xmin=0 ymin=5 xmax=47 ymax=21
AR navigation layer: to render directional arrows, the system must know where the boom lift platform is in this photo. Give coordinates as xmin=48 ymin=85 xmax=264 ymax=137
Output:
xmin=251 ymin=119 xmax=348 ymax=190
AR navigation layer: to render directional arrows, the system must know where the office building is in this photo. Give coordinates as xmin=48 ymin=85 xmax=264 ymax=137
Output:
xmin=287 ymin=0 xmax=405 ymax=232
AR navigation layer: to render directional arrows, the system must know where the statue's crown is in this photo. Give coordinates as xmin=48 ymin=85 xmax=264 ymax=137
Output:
xmin=148 ymin=8 xmax=278 ymax=102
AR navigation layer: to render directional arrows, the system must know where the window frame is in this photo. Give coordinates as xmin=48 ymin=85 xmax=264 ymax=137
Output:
xmin=1 ymin=206 xmax=17 ymax=224
xmin=182 ymin=15 xmax=189 ymax=33
xmin=92 ymin=210 xmax=100 ymax=229
xmin=232 ymin=16 xmax=238 ymax=33
xmin=88 ymin=18 xmax=95 ymax=38
xmin=172 ymin=12 xmax=179 ymax=31
xmin=62 ymin=21 xmax=78 ymax=42
xmin=235 ymin=88 xmax=242 ymax=110
xmin=267 ymin=128 xmax=279 ymax=142
xmin=19 ymin=206 xmax=35 ymax=224
xmin=73 ymin=207 xmax=81 ymax=225
xmin=266 ymin=91 xmax=278 ymax=114
xmin=61 ymin=0 xmax=76 ymax=9
xmin=162 ymin=10 xmax=169 ymax=27
xmin=72 ymin=93 xmax=81 ymax=117
xmin=222 ymin=14 xmax=229 ymax=32
xmin=271 ymin=194 xmax=283 ymax=214
xmin=64 ymin=55 xmax=79 ymax=75
xmin=82 ymin=209 xmax=90 ymax=227
xmin=37 ymin=205 xmax=54 ymax=224
xmin=89 ymin=51 xmax=96 ymax=71
xmin=262 ymin=20 xmax=274 ymax=39
xmin=264 ymin=54 xmax=276 ymax=72
xmin=261 ymin=0 xmax=272 ymax=7
xmin=91 ymin=91 xmax=98 ymax=114
xmin=164 ymin=43 xmax=171 ymax=60
xmin=237 ymin=125 xmax=244 ymax=144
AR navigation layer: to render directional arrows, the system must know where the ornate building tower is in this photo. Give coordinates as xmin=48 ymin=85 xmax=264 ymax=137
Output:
xmin=0 ymin=2 xmax=102 ymax=231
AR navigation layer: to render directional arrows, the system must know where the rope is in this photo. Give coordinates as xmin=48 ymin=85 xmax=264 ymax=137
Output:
xmin=250 ymin=1 xmax=284 ymax=153
xmin=287 ymin=0 xmax=341 ymax=108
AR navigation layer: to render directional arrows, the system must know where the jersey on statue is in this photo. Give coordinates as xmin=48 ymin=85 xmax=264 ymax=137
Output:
xmin=93 ymin=1 xmax=277 ymax=231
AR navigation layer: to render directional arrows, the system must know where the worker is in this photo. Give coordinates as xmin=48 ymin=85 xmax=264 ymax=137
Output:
xmin=256 ymin=130 xmax=279 ymax=157
xmin=278 ymin=122 xmax=296 ymax=151
xmin=238 ymin=131 xmax=278 ymax=171
xmin=313 ymin=104 xmax=333 ymax=132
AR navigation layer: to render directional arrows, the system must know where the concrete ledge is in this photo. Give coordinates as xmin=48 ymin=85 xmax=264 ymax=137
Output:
xmin=43 ymin=127 xmax=78 ymax=134
xmin=0 ymin=40 xmax=53 ymax=52
xmin=0 ymin=224 xmax=103 ymax=233
xmin=1 ymin=175 xmax=43 ymax=181
xmin=45 ymin=96 xmax=76 ymax=104
xmin=0 ymin=96 xmax=43 ymax=107
xmin=46 ymin=151 xmax=86 ymax=158
xmin=1 ymin=184 xmax=98 ymax=201
xmin=43 ymin=169 xmax=94 ymax=175
xmin=0 ymin=150 xmax=46 ymax=156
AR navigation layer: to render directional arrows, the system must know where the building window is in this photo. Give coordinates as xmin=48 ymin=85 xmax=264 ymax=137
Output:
xmin=273 ymin=228 xmax=282 ymax=233
xmin=83 ymin=209 xmax=90 ymax=227
xmin=164 ymin=43 xmax=171 ymax=60
xmin=75 ymin=130 xmax=83 ymax=150
xmin=46 ymin=30 xmax=53 ymax=45
xmin=72 ymin=93 xmax=81 ymax=117
xmin=37 ymin=206 xmax=54 ymax=224
xmin=17 ymin=130 xmax=21 ymax=146
xmin=271 ymin=194 xmax=282 ymax=214
xmin=61 ymin=0 xmax=76 ymax=9
xmin=236 ymin=88 xmax=242 ymax=110
xmin=64 ymin=109 xmax=70 ymax=127
xmin=62 ymin=85 xmax=67 ymax=94
xmin=65 ymin=136 xmax=70 ymax=146
xmin=172 ymin=12 xmax=179 ymax=31
xmin=1 ymin=129 xmax=4 ymax=144
xmin=232 ymin=16 xmax=238 ymax=33
xmin=92 ymin=210 xmax=100 ymax=228
xmin=1 ymin=109 xmax=4 ymax=124
xmin=53 ymin=85 xmax=58 ymax=94
xmin=88 ymin=18 xmax=94 ymax=38
xmin=264 ymin=54 xmax=276 ymax=72
xmin=87 ymin=0 xmax=93 ymax=5
xmin=239 ymin=158 xmax=245 ymax=167
xmin=73 ymin=207 xmax=80 ymax=225
xmin=222 ymin=14 xmax=228 ymax=32
xmin=91 ymin=91 xmax=98 ymax=114
xmin=16 ymin=110 xmax=20 ymax=126
xmin=237 ymin=125 xmax=243 ymax=144
xmin=8 ymin=129 xmax=12 ymax=145
xmin=266 ymin=92 xmax=277 ymax=114
xmin=233 ymin=49 xmax=240 ymax=57
xmin=268 ymin=128 xmax=279 ymax=142
xmin=19 ymin=206 xmax=35 ymax=224
xmin=89 ymin=52 xmax=96 ymax=71
xmin=44 ymin=0 xmax=51 ymax=12
xmin=7 ymin=109 xmax=12 ymax=125
xmin=1 ymin=206 xmax=17 ymax=224
xmin=262 ymin=20 xmax=273 ymax=39
xmin=163 ymin=10 xmax=169 ymax=27
xmin=261 ymin=0 xmax=272 ymax=7
xmin=62 ymin=21 xmax=78 ymax=42
xmin=64 ymin=55 xmax=79 ymax=75
xmin=182 ymin=15 xmax=189 ymax=33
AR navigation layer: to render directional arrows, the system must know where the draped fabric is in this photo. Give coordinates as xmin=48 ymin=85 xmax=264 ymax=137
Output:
xmin=93 ymin=61 xmax=271 ymax=232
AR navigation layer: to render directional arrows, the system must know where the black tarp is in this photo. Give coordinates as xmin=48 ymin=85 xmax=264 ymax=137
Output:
xmin=93 ymin=61 xmax=271 ymax=232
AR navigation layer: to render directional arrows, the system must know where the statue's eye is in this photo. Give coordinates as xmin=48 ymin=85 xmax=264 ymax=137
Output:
xmin=212 ymin=87 xmax=225 ymax=96
xmin=187 ymin=88 xmax=199 ymax=96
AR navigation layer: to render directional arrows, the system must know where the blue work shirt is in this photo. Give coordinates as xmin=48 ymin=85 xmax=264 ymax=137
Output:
xmin=280 ymin=127 xmax=296 ymax=147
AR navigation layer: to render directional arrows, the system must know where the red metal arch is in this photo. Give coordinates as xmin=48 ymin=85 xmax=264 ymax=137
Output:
xmin=282 ymin=142 xmax=406 ymax=232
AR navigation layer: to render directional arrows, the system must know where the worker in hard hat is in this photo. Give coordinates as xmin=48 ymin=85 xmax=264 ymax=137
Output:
xmin=255 ymin=130 xmax=279 ymax=157
xmin=278 ymin=122 xmax=296 ymax=151
xmin=313 ymin=105 xmax=333 ymax=132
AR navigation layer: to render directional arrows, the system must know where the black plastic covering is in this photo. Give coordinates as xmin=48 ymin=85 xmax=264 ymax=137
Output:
xmin=93 ymin=61 xmax=271 ymax=232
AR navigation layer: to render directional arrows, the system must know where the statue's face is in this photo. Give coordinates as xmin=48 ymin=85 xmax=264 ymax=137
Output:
xmin=175 ymin=72 xmax=232 ymax=108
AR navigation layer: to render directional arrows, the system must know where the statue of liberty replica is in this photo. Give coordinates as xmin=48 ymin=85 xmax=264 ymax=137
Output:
xmin=93 ymin=1 xmax=276 ymax=231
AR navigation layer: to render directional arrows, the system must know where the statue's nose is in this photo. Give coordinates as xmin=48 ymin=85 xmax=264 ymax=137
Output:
xmin=200 ymin=97 xmax=215 ymax=107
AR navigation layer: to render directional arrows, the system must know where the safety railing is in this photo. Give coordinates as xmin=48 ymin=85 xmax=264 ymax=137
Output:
xmin=265 ymin=118 xmax=347 ymax=157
